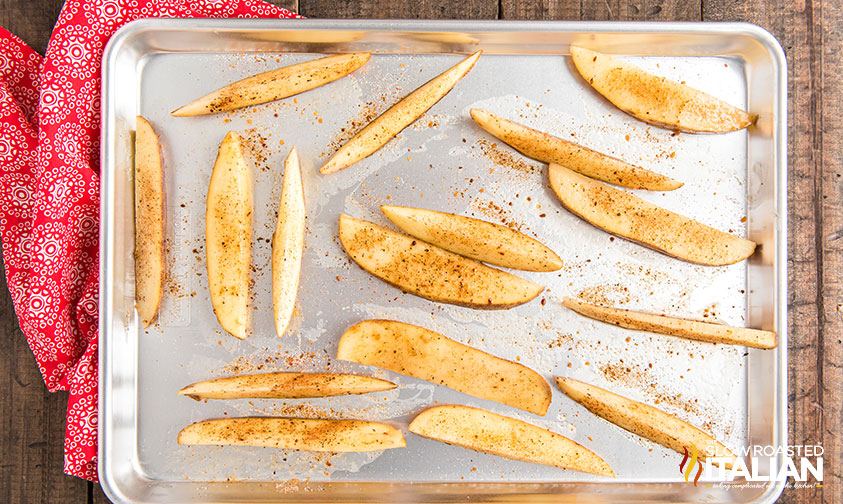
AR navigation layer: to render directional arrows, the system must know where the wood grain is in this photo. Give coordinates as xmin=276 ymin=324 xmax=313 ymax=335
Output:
xmin=500 ymin=0 xmax=701 ymax=20
xmin=704 ymin=1 xmax=840 ymax=502
xmin=0 ymin=0 xmax=62 ymax=53
xmin=299 ymin=0 xmax=498 ymax=18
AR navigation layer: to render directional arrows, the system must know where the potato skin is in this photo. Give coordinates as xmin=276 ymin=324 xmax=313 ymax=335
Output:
xmin=178 ymin=372 xmax=397 ymax=400
xmin=555 ymin=377 xmax=736 ymax=468
xmin=134 ymin=116 xmax=164 ymax=328
xmin=178 ymin=417 xmax=406 ymax=451
xmin=409 ymin=405 xmax=615 ymax=477
xmin=320 ymin=51 xmax=481 ymax=174
xmin=338 ymin=214 xmax=543 ymax=309
xmin=381 ymin=204 xmax=562 ymax=272
xmin=563 ymin=297 xmax=777 ymax=349
xmin=548 ymin=163 xmax=756 ymax=266
xmin=338 ymin=319 xmax=552 ymax=415
xmin=470 ymin=108 xmax=682 ymax=191
xmin=172 ymin=53 xmax=371 ymax=116
xmin=206 ymin=132 xmax=253 ymax=339
xmin=570 ymin=46 xmax=755 ymax=133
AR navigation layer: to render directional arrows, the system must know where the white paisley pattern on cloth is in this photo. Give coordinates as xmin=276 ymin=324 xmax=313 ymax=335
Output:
xmin=0 ymin=0 xmax=300 ymax=482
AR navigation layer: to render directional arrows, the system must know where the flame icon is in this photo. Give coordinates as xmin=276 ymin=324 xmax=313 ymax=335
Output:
xmin=679 ymin=444 xmax=703 ymax=486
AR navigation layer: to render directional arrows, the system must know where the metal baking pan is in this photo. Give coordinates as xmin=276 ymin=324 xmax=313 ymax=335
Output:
xmin=100 ymin=19 xmax=787 ymax=503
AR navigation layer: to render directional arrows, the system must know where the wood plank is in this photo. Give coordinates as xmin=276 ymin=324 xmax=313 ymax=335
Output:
xmin=500 ymin=0 xmax=701 ymax=20
xmin=0 ymin=0 xmax=62 ymax=54
xmin=0 ymin=255 xmax=90 ymax=503
xmin=299 ymin=0 xmax=497 ymax=19
xmin=704 ymin=1 xmax=837 ymax=503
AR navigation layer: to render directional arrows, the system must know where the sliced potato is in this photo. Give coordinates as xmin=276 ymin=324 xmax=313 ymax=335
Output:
xmin=177 ymin=372 xmax=396 ymax=400
xmin=548 ymin=163 xmax=756 ymax=265
xmin=408 ymin=405 xmax=614 ymax=477
xmin=172 ymin=53 xmax=370 ymax=116
xmin=272 ymin=148 xmax=306 ymax=338
xmin=134 ymin=116 xmax=164 ymax=328
xmin=320 ymin=51 xmax=481 ymax=174
xmin=563 ymin=297 xmax=776 ymax=349
xmin=381 ymin=205 xmax=562 ymax=272
xmin=555 ymin=377 xmax=736 ymax=468
xmin=338 ymin=320 xmax=551 ymax=415
xmin=178 ymin=417 xmax=405 ymax=451
xmin=469 ymin=108 xmax=682 ymax=191
xmin=206 ymin=132 xmax=253 ymax=339
xmin=570 ymin=46 xmax=754 ymax=133
xmin=338 ymin=214 xmax=543 ymax=308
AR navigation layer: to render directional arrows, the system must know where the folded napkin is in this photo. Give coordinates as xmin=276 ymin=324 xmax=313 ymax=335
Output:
xmin=0 ymin=0 xmax=298 ymax=482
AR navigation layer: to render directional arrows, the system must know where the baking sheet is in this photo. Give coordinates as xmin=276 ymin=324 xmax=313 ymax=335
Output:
xmin=100 ymin=19 xmax=787 ymax=504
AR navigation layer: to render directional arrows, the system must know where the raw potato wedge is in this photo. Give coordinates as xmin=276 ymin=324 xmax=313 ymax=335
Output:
xmin=409 ymin=405 xmax=614 ymax=477
xmin=178 ymin=417 xmax=406 ymax=451
xmin=206 ymin=132 xmax=253 ymax=339
xmin=134 ymin=116 xmax=164 ymax=328
xmin=320 ymin=51 xmax=481 ymax=174
xmin=563 ymin=297 xmax=777 ymax=349
xmin=555 ymin=377 xmax=736 ymax=468
xmin=570 ymin=46 xmax=755 ymax=133
xmin=272 ymin=148 xmax=305 ymax=338
xmin=338 ymin=320 xmax=552 ymax=415
xmin=338 ymin=214 xmax=544 ymax=308
xmin=548 ymin=163 xmax=756 ymax=265
xmin=381 ymin=205 xmax=562 ymax=272
xmin=172 ymin=53 xmax=370 ymax=116
xmin=177 ymin=372 xmax=396 ymax=400
xmin=469 ymin=108 xmax=682 ymax=191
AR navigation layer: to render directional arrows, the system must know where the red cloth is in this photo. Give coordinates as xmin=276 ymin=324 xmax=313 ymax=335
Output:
xmin=0 ymin=0 xmax=299 ymax=482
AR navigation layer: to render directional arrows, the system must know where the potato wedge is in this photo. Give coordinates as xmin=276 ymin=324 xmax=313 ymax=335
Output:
xmin=570 ymin=46 xmax=754 ymax=133
xmin=172 ymin=53 xmax=370 ymax=116
xmin=381 ymin=205 xmax=562 ymax=272
xmin=178 ymin=417 xmax=405 ymax=451
xmin=134 ymin=116 xmax=164 ymax=328
xmin=408 ymin=405 xmax=614 ymax=477
xmin=206 ymin=132 xmax=253 ymax=339
xmin=563 ymin=297 xmax=776 ymax=349
xmin=320 ymin=51 xmax=481 ymax=174
xmin=338 ymin=214 xmax=543 ymax=308
xmin=338 ymin=320 xmax=551 ymax=415
xmin=548 ymin=163 xmax=756 ymax=265
xmin=470 ymin=109 xmax=682 ymax=191
xmin=178 ymin=372 xmax=396 ymax=400
xmin=555 ymin=377 xmax=736 ymax=468
xmin=272 ymin=148 xmax=306 ymax=338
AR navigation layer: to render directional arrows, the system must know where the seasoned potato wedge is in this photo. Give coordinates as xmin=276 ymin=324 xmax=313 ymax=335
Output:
xmin=172 ymin=53 xmax=370 ymax=116
xmin=206 ymin=132 xmax=253 ymax=339
xmin=548 ymin=163 xmax=756 ymax=265
xmin=177 ymin=372 xmax=396 ymax=400
xmin=178 ymin=417 xmax=405 ymax=451
xmin=409 ymin=405 xmax=614 ymax=477
xmin=563 ymin=297 xmax=776 ymax=349
xmin=338 ymin=320 xmax=551 ymax=415
xmin=555 ymin=377 xmax=736 ymax=468
xmin=570 ymin=46 xmax=754 ymax=133
xmin=320 ymin=51 xmax=481 ymax=174
xmin=272 ymin=148 xmax=305 ymax=338
xmin=470 ymin=108 xmax=682 ymax=191
xmin=381 ymin=205 xmax=562 ymax=272
xmin=134 ymin=116 xmax=164 ymax=328
xmin=338 ymin=214 xmax=543 ymax=308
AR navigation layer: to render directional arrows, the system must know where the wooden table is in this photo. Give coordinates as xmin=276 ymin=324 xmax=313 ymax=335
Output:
xmin=0 ymin=1 xmax=839 ymax=502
